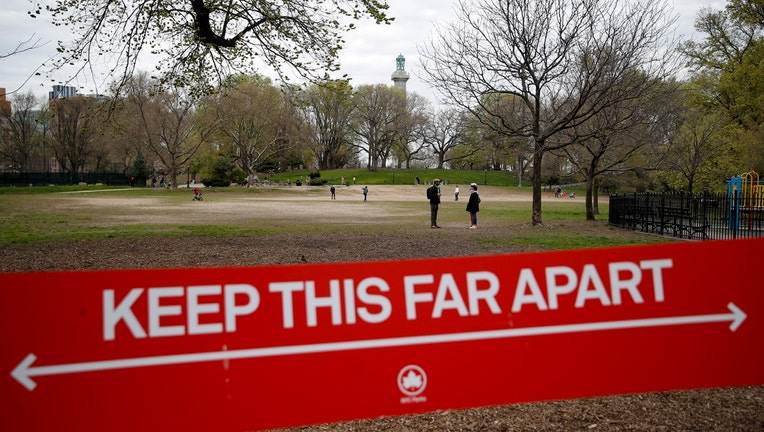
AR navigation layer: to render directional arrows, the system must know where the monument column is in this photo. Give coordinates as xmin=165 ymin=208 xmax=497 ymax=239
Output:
xmin=391 ymin=54 xmax=410 ymax=93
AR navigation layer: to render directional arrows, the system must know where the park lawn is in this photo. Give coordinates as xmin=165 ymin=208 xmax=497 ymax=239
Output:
xmin=0 ymin=185 xmax=669 ymax=250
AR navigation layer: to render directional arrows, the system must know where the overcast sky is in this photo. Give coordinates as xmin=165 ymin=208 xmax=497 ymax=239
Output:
xmin=1 ymin=0 xmax=725 ymax=105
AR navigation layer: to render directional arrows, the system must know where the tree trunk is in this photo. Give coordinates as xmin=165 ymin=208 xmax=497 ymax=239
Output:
xmin=170 ymin=165 xmax=179 ymax=189
xmin=531 ymin=147 xmax=544 ymax=226
xmin=517 ymin=155 xmax=524 ymax=187
xmin=593 ymin=177 xmax=600 ymax=215
xmin=585 ymin=173 xmax=596 ymax=221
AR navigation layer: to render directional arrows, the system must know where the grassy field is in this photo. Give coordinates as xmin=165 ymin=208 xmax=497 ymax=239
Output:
xmin=264 ymin=167 xmax=528 ymax=186
xmin=0 ymin=183 xmax=671 ymax=250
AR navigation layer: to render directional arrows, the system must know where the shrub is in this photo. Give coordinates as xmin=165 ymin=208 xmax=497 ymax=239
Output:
xmin=204 ymin=177 xmax=230 ymax=187
xmin=231 ymin=168 xmax=247 ymax=184
xmin=204 ymin=156 xmax=236 ymax=187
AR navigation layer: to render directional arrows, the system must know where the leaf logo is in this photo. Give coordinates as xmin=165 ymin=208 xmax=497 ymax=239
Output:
xmin=397 ymin=365 xmax=427 ymax=397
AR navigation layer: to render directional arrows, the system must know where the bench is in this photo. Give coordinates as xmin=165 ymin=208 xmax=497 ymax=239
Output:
xmin=738 ymin=207 xmax=764 ymax=231
xmin=657 ymin=206 xmax=709 ymax=239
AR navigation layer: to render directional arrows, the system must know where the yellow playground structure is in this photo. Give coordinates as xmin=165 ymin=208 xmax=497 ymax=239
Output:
xmin=728 ymin=171 xmax=763 ymax=230
xmin=740 ymin=171 xmax=764 ymax=209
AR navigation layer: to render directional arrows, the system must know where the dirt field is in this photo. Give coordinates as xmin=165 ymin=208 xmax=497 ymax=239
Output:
xmin=1 ymin=185 xmax=761 ymax=431
xmin=46 ymin=184 xmax=555 ymax=227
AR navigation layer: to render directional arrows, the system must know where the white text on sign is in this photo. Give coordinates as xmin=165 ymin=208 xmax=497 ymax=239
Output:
xmin=103 ymin=259 xmax=672 ymax=339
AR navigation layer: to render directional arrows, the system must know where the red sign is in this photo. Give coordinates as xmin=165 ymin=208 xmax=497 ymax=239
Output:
xmin=1 ymin=238 xmax=762 ymax=431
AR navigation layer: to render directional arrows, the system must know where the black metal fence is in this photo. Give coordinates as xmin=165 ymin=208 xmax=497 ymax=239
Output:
xmin=609 ymin=191 xmax=764 ymax=240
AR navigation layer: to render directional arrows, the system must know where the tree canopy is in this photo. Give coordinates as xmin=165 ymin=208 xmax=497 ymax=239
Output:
xmin=30 ymin=0 xmax=391 ymax=95
xmin=679 ymin=0 xmax=764 ymax=181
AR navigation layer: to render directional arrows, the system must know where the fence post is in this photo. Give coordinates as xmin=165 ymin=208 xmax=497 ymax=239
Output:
xmin=732 ymin=189 xmax=739 ymax=239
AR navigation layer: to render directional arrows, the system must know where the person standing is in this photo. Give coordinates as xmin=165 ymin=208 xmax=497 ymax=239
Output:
xmin=427 ymin=179 xmax=442 ymax=228
xmin=454 ymin=185 xmax=460 ymax=201
xmin=466 ymin=183 xmax=480 ymax=229
xmin=362 ymin=186 xmax=368 ymax=202
xmin=330 ymin=185 xmax=336 ymax=199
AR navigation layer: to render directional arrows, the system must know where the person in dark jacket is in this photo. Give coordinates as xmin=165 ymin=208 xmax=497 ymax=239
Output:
xmin=427 ymin=179 xmax=442 ymax=228
xmin=466 ymin=183 xmax=480 ymax=229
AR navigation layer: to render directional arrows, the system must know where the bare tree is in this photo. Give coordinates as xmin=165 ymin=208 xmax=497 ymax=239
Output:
xmin=119 ymin=76 xmax=211 ymax=188
xmin=0 ymin=92 xmax=42 ymax=173
xmin=48 ymin=96 xmax=102 ymax=183
xmin=424 ymin=108 xmax=470 ymax=169
xmin=420 ymin=0 xmax=681 ymax=225
xmin=30 ymin=0 xmax=391 ymax=95
xmin=351 ymin=84 xmax=407 ymax=170
xmin=554 ymin=77 xmax=683 ymax=219
xmin=107 ymin=106 xmax=147 ymax=177
xmin=392 ymin=92 xmax=431 ymax=169
xmin=296 ymin=80 xmax=357 ymax=170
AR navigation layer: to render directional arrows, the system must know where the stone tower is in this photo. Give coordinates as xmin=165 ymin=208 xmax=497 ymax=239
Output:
xmin=391 ymin=54 xmax=410 ymax=93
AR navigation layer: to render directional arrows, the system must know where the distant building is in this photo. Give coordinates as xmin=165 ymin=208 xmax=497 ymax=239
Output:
xmin=391 ymin=54 xmax=410 ymax=93
xmin=49 ymin=85 xmax=78 ymax=100
xmin=81 ymin=93 xmax=110 ymax=103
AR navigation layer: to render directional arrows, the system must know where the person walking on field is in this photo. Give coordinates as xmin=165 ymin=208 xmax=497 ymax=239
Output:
xmin=362 ymin=186 xmax=368 ymax=202
xmin=454 ymin=185 xmax=460 ymax=201
xmin=427 ymin=179 xmax=442 ymax=228
xmin=466 ymin=183 xmax=480 ymax=229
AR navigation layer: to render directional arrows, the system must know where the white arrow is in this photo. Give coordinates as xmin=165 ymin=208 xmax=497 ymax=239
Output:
xmin=12 ymin=302 xmax=746 ymax=391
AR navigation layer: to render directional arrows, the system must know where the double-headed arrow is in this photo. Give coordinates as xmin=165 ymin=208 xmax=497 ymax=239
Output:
xmin=12 ymin=302 xmax=746 ymax=391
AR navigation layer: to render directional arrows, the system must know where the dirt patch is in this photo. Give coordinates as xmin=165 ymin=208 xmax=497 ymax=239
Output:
xmin=1 ymin=186 xmax=761 ymax=431
xmin=47 ymin=184 xmax=584 ymax=227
